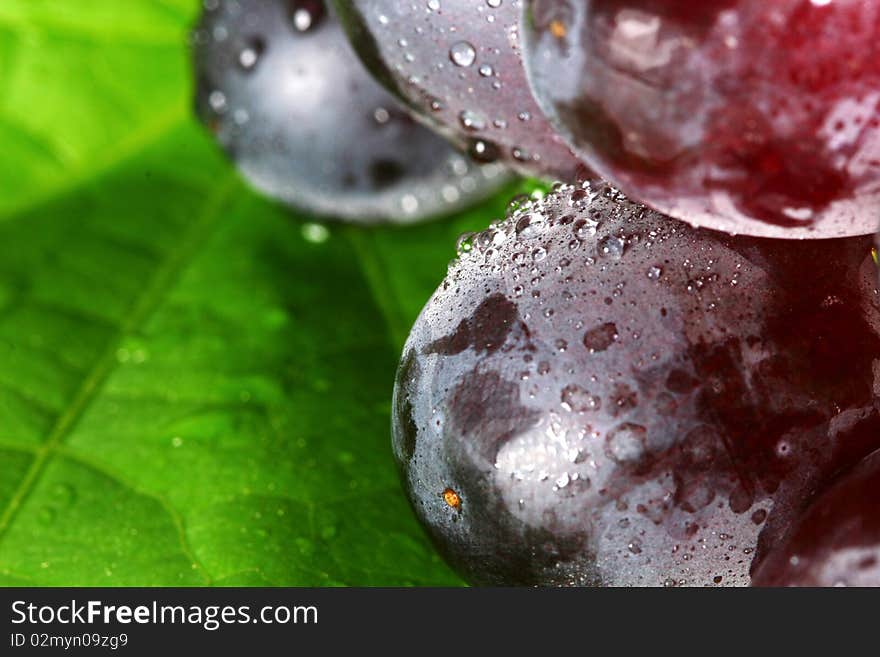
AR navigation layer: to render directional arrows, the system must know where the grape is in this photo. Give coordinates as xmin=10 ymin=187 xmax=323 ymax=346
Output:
xmin=752 ymin=449 xmax=880 ymax=587
xmin=393 ymin=181 xmax=880 ymax=586
xmin=522 ymin=0 xmax=880 ymax=238
xmin=333 ymin=0 xmax=588 ymax=180
xmin=192 ymin=0 xmax=509 ymax=223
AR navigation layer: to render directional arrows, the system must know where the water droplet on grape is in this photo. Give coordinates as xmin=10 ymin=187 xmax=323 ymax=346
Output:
xmin=449 ymin=41 xmax=477 ymax=67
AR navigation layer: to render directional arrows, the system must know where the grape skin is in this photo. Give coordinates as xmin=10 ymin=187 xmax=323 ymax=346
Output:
xmin=333 ymin=0 xmax=589 ymax=180
xmin=522 ymin=0 xmax=880 ymax=238
xmin=394 ymin=182 xmax=880 ymax=586
xmin=752 ymin=449 xmax=880 ymax=587
xmin=192 ymin=0 xmax=509 ymax=223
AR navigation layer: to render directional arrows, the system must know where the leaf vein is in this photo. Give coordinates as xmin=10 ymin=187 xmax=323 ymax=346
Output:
xmin=0 ymin=173 xmax=239 ymax=567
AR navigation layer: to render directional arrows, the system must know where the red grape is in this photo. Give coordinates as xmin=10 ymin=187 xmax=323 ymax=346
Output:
xmin=394 ymin=181 xmax=880 ymax=585
xmin=752 ymin=449 xmax=880 ymax=586
xmin=523 ymin=0 xmax=880 ymax=238
xmin=334 ymin=0 xmax=590 ymax=180
xmin=193 ymin=0 xmax=509 ymax=222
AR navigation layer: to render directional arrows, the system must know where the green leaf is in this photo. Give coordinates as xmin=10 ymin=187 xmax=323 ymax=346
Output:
xmin=0 ymin=0 xmax=528 ymax=586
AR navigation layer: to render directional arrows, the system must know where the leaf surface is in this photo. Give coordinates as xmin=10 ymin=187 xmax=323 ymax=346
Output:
xmin=0 ymin=0 xmax=525 ymax=586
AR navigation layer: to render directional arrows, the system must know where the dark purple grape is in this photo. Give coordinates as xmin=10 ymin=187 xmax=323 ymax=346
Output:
xmin=333 ymin=0 xmax=588 ymax=181
xmin=192 ymin=0 xmax=509 ymax=223
xmin=393 ymin=181 xmax=880 ymax=586
xmin=752 ymin=448 xmax=880 ymax=587
xmin=522 ymin=0 xmax=880 ymax=238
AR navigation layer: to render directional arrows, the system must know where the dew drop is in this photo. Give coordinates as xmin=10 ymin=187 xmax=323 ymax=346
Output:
xmin=459 ymin=110 xmax=487 ymax=131
xmin=449 ymin=41 xmax=477 ymax=67
xmin=560 ymin=384 xmax=601 ymax=413
xmin=599 ymin=235 xmax=625 ymax=259
xmin=468 ymin=138 xmax=499 ymax=163
xmin=290 ymin=0 xmax=325 ymax=32
xmin=302 ymin=222 xmax=330 ymax=243
xmin=237 ymin=37 xmax=265 ymax=71
xmin=515 ymin=213 xmax=545 ymax=239
xmin=606 ymin=423 xmax=648 ymax=464
xmin=208 ymin=90 xmax=227 ymax=113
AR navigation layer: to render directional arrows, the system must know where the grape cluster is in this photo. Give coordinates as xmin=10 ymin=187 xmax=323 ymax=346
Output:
xmin=192 ymin=0 xmax=880 ymax=586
